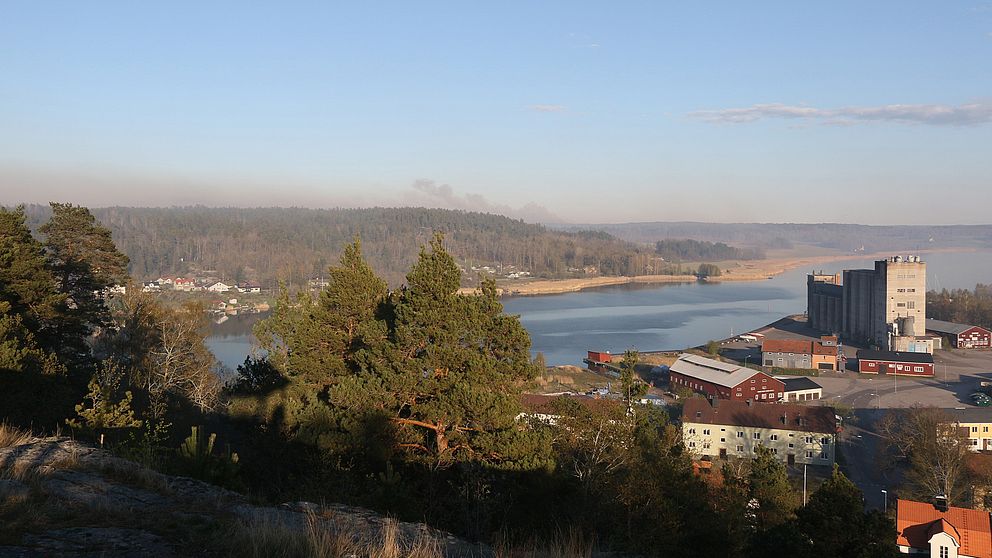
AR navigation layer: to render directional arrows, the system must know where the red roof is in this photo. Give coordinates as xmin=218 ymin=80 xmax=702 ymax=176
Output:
xmin=762 ymin=339 xmax=812 ymax=354
xmin=812 ymin=342 xmax=838 ymax=356
xmin=519 ymin=394 xmax=619 ymax=415
xmin=897 ymin=499 xmax=992 ymax=558
xmin=682 ymin=397 xmax=836 ymax=434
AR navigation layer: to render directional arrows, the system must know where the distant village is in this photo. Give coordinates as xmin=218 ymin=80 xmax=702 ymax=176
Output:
xmin=137 ymin=276 xmax=270 ymax=321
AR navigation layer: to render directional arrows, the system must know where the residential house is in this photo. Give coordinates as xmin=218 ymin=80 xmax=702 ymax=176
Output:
xmin=141 ymin=281 xmax=161 ymax=293
xmin=518 ymin=393 xmax=620 ymax=425
xmin=238 ymin=282 xmax=262 ymax=294
xmin=946 ymin=409 xmax=992 ymax=452
xmin=926 ymin=319 xmax=992 ymax=350
xmin=681 ymin=397 xmax=837 ymax=466
xmin=669 ymin=354 xmax=785 ymax=403
xmin=173 ymin=277 xmax=196 ymax=292
xmin=896 ymin=498 xmax=992 ymax=558
xmin=857 ymin=349 xmax=934 ymax=376
xmin=206 ymin=282 xmax=233 ymax=293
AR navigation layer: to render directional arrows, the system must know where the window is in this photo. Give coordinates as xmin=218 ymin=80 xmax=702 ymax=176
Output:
xmin=750 ymin=379 xmax=756 ymax=383
xmin=738 ymin=431 xmax=744 ymax=438
xmin=703 ymin=429 xmax=710 ymax=435
xmin=689 ymin=442 xmax=696 ymax=448
xmin=806 ymin=451 xmax=814 ymax=458
xmin=973 ymin=427 xmax=979 ymax=433
xmin=788 ymin=443 xmax=794 ymax=448
xmin=720 ymin=438 xmax=726 ymax=443
xmin=907 ymin=301 xmax=915 ymax=309
xmin=805 ymin=436 xmax=813 ymax=443
xmin=703 ymin=442 xmax=710 ymax=449
xmin=771 ymin=448 xmax=778 ymax=454
xmin=896 ymin=303 xmax=905 ymax=308
xmin=820 ymin=451 xmax=828 ymax=459
xmin=765 ymin=360 xmax=773 ymax=366
xmin=762 ymin=378 xmax=767 ymax=382
xmin=737 ymin=445 xmax=744 ymax=452
xmin=770 ymin=434 xmax=778 ymax=441
xmin=940 ymin=547 xmax=948 ymax=558
xmin=753 ymin=432 xmax=761 ymax=440
xmin=984 ymin=426 xmax=989 ymax=433
xmin=689 ymin=428 xmax=696 ymax=434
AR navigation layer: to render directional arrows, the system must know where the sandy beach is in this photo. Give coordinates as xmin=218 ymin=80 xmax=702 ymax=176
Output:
xmin=460 ymin=247 xmax=973 ymax=297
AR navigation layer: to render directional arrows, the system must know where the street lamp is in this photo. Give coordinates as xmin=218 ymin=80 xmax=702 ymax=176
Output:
xmin=881 ymin=489 xmax=888 ymax=513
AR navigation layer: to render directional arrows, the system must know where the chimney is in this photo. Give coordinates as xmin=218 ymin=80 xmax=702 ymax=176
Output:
xmin=746 ymin=399 xmax=752 ymax=407
xmin=935 ymin=495 xmax=948 ymax=512
xmin=781 ymin=413 xmax=787 ymax=425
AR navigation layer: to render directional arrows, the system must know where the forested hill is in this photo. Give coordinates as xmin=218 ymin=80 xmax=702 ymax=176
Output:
xmin=20 ymin=205 xmax=669 ymax=286
xmin=557 ymin=222 xmax=992 ymax=253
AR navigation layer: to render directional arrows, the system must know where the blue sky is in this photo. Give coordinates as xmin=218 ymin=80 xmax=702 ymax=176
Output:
xmin=1 ymin=1 xmax=990 ymax=224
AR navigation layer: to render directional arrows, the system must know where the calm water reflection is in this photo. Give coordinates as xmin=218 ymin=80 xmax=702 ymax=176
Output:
xmin=208 ymin=251 xmax=992 ymax=369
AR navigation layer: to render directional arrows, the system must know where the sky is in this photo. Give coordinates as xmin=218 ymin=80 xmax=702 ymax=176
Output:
xmin=1 ymin=1 xmax=991 ymax=224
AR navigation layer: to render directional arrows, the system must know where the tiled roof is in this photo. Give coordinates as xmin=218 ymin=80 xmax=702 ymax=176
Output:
xmin=857 ymin=350 xmax=934 ymax=364
xmin=681 ymin=398 xmax=836 ymax=434
xmin=762 ymin=339 xmax=812 ymax=354
xmin=669 ymin=354 xmax=763 ymax=389
xmin=812 ymin=342 xmax=838 ymax=356
xmin=897 ymin=499 xmax=992 ymax=558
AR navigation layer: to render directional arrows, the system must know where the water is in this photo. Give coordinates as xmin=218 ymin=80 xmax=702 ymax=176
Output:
xmin=207 ymin=251 xmax=992 ymax=369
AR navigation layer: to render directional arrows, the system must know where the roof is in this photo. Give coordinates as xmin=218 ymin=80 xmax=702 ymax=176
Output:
xmin=945 ymin=408 xmax=992 ymax=424
xmin=897 ymin=499 xmax=992 ymax=558
xmin=857 ymin=350 xmax=934 ymax=364
xmin=927 ymin=318 xmax=988 ymax=336
xmin=669 ymin=354 xmax=765 ymax=389
xmin=681 ymin=397 xmax=836 ymax=434
xmin=762 ymin=339 xmax=812 ymax=354
xmin=812 ymin=342 xmax=838 ymax=356
xmin=777 ymin=377 xmax=822 ymax=393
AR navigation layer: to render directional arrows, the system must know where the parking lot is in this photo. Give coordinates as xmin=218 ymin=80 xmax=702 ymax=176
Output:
xmin=720 ymin=316 xmax=992 ymax=410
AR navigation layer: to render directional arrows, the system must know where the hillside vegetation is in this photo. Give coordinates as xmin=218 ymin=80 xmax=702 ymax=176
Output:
xmin=20 ymin=205 xmax=677 ymax=287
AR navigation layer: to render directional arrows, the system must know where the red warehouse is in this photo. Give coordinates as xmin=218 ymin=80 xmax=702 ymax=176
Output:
xmin=925 ymin=319 xmax=992 ymax=349
xmin=669 ymin=354 xmax=785 ymax=403
xmin=856 ymin=350 xmax=934 ymax=376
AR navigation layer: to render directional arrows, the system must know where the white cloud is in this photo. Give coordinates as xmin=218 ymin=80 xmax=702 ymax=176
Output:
xmin=689 ymin=101 xmax=992 ymax=126
xmin=527 ymin=104 xmax=567 ymax=113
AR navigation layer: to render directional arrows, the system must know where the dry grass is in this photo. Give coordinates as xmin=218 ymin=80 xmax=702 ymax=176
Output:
xmin=224 ymin=509 xmax=444 ymax=558
xmin=492 ymin=526 xmax=595 ymax=558
xmin=0 ymin=423 xmax=31 ymax=449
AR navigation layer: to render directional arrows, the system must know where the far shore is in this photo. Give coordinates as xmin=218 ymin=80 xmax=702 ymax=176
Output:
xmin=457 ymin=247 xmax=975 ymax=297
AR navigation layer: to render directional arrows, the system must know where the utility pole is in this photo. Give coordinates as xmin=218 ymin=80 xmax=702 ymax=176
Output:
xmin=882 ymin=489 xmax=888 ymax=514
xmin=803 ymin=464 xmax=808 ymax=505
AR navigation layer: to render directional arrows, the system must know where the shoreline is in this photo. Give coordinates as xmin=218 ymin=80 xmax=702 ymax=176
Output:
xmin=463 ymin=247 xmax=974 ymax=297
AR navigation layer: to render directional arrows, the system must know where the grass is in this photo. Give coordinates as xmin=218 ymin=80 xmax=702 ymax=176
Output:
xmin=492 ymin=526 xmax=596 ymax=558
xmin=0 ymin=423 xmax=32 ymax=449
xmin=220 ymin=510 xmax=444 ymax=558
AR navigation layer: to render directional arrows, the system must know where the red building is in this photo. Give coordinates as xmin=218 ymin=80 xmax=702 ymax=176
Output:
xmin=669 ymin=354 xmax=785 ymax=403
xmin=926 ymin=319 xmax=992 ymax=349
xmin=586 ymin=351 xmax=613 ymax=363
xmin=856 ymin=349 xmax=934 ymax=376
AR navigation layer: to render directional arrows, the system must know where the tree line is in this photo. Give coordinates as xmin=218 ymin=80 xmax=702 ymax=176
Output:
xmin=928 ymin=284 xmax=992 ymax=329
xmin=655 ymin=238 xmax=764 ymax=261
xmin=1 ymin=203 xmax=897 ymax=556
xmin=18 ymin=205 xmax=698 ymax=287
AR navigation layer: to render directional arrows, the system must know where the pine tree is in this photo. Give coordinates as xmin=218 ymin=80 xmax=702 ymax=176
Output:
xmin=0 ymin=206 xmax=64 ymax=346
xmin=39 ymin=203 xmax=129 ymax=363
xmin=67 ymin=360 xmax=142 ymax=431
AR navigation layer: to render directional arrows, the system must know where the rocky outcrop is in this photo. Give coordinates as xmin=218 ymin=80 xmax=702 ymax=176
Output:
xmin=0 ymin=437 xmax=484 ymax=557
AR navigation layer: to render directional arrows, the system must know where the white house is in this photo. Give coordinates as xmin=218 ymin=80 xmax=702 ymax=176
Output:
xmin=896 ymin=499 xmax=991 ymax=558
xmin=207 ymin=282 xmax=233 ymax=293
xmin=173 ymin=277 xmax=196 ymax=292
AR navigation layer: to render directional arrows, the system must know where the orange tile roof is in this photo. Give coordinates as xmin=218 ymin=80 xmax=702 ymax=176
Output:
xmin=812 ymin=342 xmax=838 ymax=356
xmin=897 ymin=499 xmax=992 ymax=558
xmin=761 ymin=339 xmax=812 ymax=354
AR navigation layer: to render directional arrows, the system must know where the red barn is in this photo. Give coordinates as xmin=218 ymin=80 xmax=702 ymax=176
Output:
xmin=856 ymin=350 xmax=934 ymax=376
xmin=926 ymin=319 xmax=992 ymax=349
xmin=669 ymin=354 xmax=784 ymax=403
